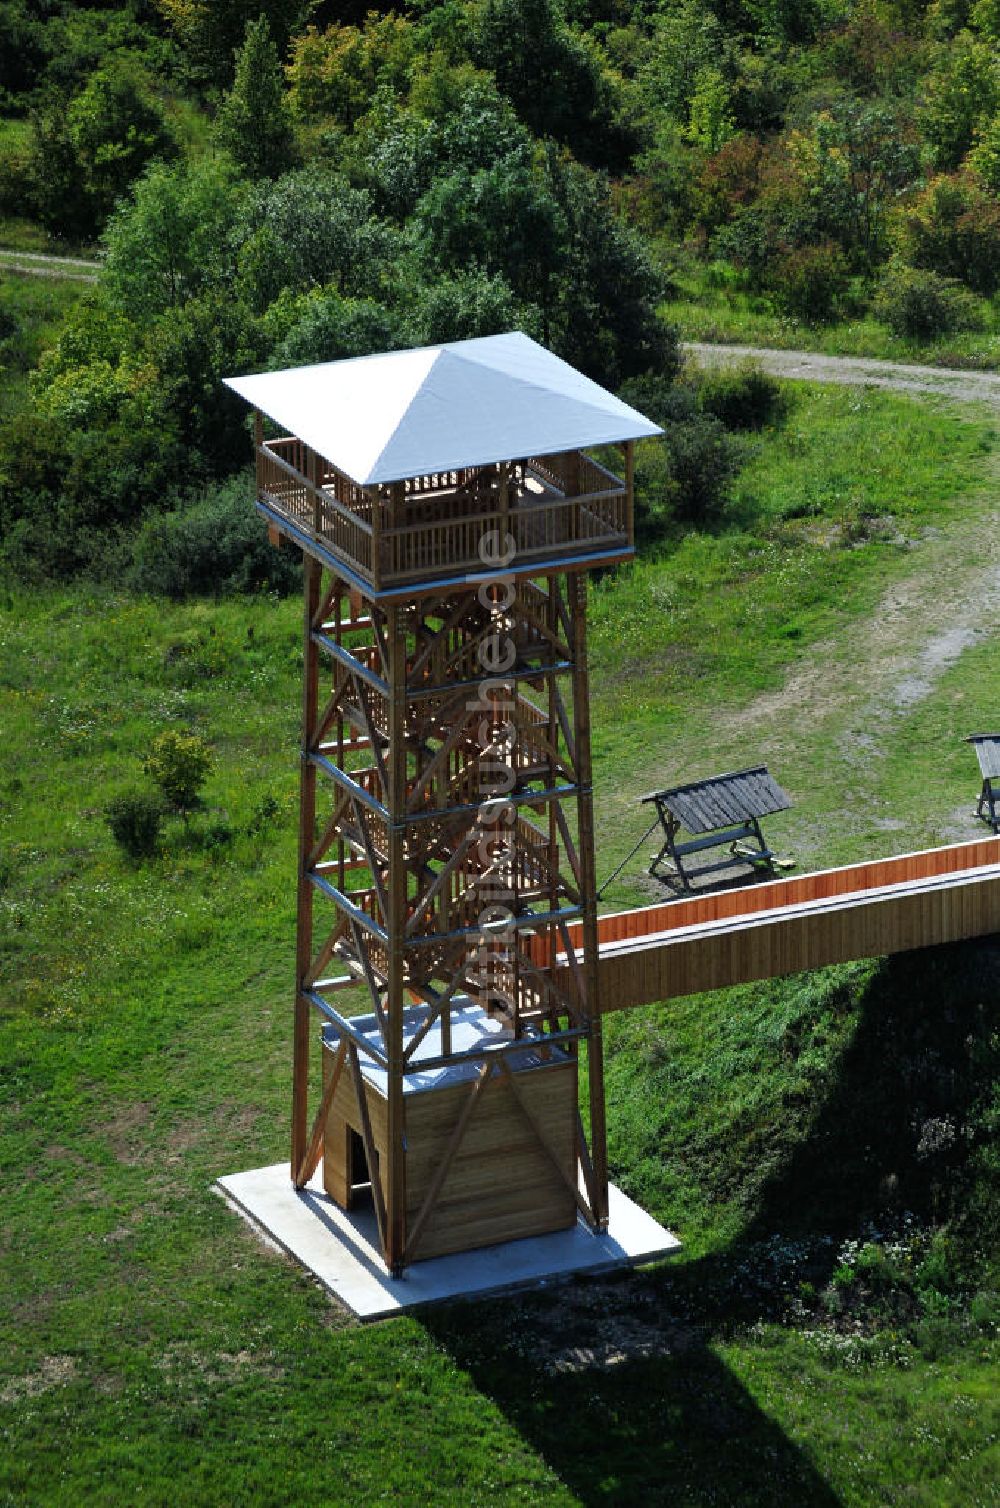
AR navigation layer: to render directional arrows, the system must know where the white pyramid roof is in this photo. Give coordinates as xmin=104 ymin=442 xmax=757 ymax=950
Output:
xmin=224 ymin=331 xmax=661 ymax=486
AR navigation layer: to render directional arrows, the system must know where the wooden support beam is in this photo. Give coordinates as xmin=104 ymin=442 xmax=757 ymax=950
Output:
xmin=576 ymin=1109 xmax=597 ymax=1214
xmin=405 ymin=827 xmax=480 ymax=936
xmin=402 ymin=1063 xmax=492 ymax=1265
xmin=352 ymin=797 xmax=388 ymax=923
xmin=292 ymin=555 xmax=322 ymax=1182
xmin=350 ymin=917 xmax=389 ymax=1045
xmin=295 ymin=1037 xmax=347 ymax=1188
xmin=569 ymin=572 xmax=608 ymax=1231
xmin=306 ymin=790 xmax=351 ymax=871
xmin=305 ymin=913 xmax=350 ymax=989
xmin=385 ymin=602 xmax=408 ymax=1275
xmin=402 ymin=955 xmax=472 ymax=1063
xmin=407 ymin=594 xmax=476 ymax=683
xmin=355 ymin=675 xmax=389 ymax=802
xmin=313 ymin=673 xmax=351 ymax=751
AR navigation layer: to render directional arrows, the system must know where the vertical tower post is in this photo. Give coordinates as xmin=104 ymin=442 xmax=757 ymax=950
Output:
xmin=569 ymin=571 xmax=608 ymax=1229
xmin=385 ymin=602 xmax=408 ymax=1274
xmin=291 ymin=554 xmax=321 ymax=1182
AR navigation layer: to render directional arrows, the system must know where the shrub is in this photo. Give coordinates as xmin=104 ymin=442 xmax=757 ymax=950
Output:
xmin=692 ymin=134 xmax=767 ymax=236
xmin=697 ymin=363 xmax=789 ymax=431
xmin=969 ymin=112 xmax=1000 ymax=191
xmin=129 ymin=476 xmax=302 ymax=599
xmin=106 ymin=790 xmax=163 ymax=859
xmin=874 ymin=263 xmax=983 ymax=339
xmin=620 ymin=376 xmax=745 ymax=539
xmin=893 ymin=172 xmax=1000 ymax=295
xmin=246 ymin=793 xmax=280 ymax=837
xmin=664 ymin=410 xmax=745 ymax=524
xmin=144 ymin=730 xmax=212 ymax=812
xmin=769 ymin=241 xmax=849 ymax=322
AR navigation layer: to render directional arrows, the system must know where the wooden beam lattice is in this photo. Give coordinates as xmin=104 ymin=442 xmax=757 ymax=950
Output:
xmin=289 ymin=568 xmax=609 ymax=1272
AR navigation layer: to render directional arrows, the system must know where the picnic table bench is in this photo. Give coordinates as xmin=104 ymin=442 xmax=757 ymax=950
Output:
xmin=966 ymin=733 xmax=1000 ymax=834
xmin=642 ymin=765 xmax=793 ymax=892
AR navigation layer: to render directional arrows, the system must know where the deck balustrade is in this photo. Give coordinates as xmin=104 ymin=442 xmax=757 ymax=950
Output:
xmin=257 ymin=435 xmax=630 ymax=589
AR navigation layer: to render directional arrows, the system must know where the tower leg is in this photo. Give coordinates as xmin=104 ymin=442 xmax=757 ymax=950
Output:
xmin=569 ymin=573 xmax=609 ymax=1230
xmin=385 ymin=603 xmax=408 ymax=1274
xmin=292 ymin=555 xmax=321 ymax=1182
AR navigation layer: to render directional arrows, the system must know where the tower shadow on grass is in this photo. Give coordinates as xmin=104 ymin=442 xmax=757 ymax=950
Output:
xmin=744 ymin=938 xmax=1000 ymax=1248
xmin=422 ymin=937 xmax=1000 ymax=1505
xmin=424 ymin=1280 xmax=842 ymax=1508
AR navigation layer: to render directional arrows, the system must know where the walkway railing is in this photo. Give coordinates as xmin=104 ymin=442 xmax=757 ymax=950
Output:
xmin=535 ymin=837 xmax=1000 ymax=1008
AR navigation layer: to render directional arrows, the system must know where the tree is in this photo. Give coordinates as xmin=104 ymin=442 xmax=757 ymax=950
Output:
xmin=234 ymin=166 xmax=396 ymax=310
xmin=286 ymin=15 xmax=418 ymax=128
xmin=921 ymin=31 xmax=999 ymax=170
xmin=102 ymin=158 xmax=248 ymax=322
xmin=639 ymin=1 xmax=727 ymax=123
xmin=789 ymin=105 xmax=920 ymax=266
xmin=543 ymin=155 xmax=675 ymax=386
xmin=70 ymin=65 xmax=178 ymax=221
xmin=893 ymin=172 xmax=1000 ymax=295
xmin=970 ymin=112 xmax=1000 ymax=189
xmin=25 ymin=66 xmax=177 ymax=240
xmin=23 ymin=103 xmax=92 ymax=240
xmin=410 ymin=153 xmax=566 ymax=334
xmin=156 ymin=0 xmax=315 ymax=87
xmin=216 ymin=16 xmax=296 ymax=179
xmin=359 ymin=78 xmax=529 ymax=221
xmin=405 ymin=269 xmax=530 ymax=346
xmin=685 ymin=67 xmax=736 ymax=154
xmin=0 ymin=1 xmax=47 ymax=106
xmin=268 ymin=290 xmax=401 ymax=367
xmin=471 ymin=0 xmax=627 ymax=167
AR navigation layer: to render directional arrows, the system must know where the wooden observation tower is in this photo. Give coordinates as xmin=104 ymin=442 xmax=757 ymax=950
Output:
xmin=225 ymin=333 xmax=661 ymax=1276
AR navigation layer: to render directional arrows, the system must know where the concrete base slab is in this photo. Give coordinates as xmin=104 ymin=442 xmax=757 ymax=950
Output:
xmin=216 ymin=1163 xmax=681 ymax=1321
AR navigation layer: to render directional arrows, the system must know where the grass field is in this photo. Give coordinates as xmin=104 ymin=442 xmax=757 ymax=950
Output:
xmin=1 ymin=384 xmax=999 ymax=1504
xmin=666 ymin=260 xmax=1000 ymax=371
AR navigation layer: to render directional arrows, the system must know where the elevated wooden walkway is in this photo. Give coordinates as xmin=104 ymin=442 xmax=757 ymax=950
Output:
xmin=545 ymin=837 xmax=1000 ymax=1010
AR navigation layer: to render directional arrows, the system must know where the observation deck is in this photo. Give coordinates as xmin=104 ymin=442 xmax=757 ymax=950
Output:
xmin=225 ymin=331 xmax=660 ymax=596
xmin=255 ymin=438 xmax=631 ymax=592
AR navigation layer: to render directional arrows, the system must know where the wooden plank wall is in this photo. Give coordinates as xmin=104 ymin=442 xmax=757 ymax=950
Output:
xmin=543 ymin=838 xmax=1000 ymax=1009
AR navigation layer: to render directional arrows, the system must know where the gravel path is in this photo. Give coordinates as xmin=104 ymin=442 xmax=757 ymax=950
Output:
xmin=684 ymin=341 xmax=1000 ymax=406
xmin=0 ymin=248 xmax=98 ymax=283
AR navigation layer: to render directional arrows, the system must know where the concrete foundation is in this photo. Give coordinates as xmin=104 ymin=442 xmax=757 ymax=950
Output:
xmin=216 ymin=1162 xmax=681 ymax=1321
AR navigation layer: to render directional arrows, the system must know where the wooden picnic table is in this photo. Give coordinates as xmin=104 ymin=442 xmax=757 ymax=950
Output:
xmin=642 ymin=765 xmax=792 ymax=892
xmin=966 ymin=733 xmax=1000 ymax=833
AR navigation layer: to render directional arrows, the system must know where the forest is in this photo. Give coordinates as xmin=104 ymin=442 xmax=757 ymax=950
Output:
xmin=2 ymin=0 xmax=1000 ymax=587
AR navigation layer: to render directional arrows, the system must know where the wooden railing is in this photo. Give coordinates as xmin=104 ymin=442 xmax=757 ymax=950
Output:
xmin=256 ymin=434 xmax=630 ymax=589
xmin=534 ymin=837 xmax=1000 ymax=1006
xmin=259 ymin=438 xmax=376 ymax=581
xmin=591 ymin=835 xmax=1000 ymax=954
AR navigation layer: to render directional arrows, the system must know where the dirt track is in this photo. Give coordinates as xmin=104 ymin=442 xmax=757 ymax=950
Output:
xmin=0 ymin=248 xmax=98 ymax=282
xmin=684 ymin=340 xmax=1000 ymax=406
